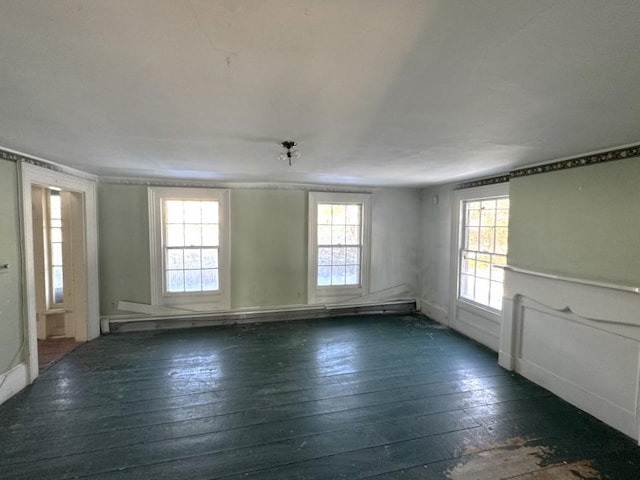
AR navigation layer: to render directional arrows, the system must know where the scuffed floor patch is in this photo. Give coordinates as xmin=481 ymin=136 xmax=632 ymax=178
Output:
xmin=446 ymin=437 xmax=602 ymax=480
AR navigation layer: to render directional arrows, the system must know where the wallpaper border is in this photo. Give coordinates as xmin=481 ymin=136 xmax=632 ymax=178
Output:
xmin=457 ymin=143 xmax=640 ymax=190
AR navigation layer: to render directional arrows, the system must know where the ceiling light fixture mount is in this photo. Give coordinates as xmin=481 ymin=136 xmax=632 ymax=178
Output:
xmin=279 ymin=140 xmax=300 ymax=166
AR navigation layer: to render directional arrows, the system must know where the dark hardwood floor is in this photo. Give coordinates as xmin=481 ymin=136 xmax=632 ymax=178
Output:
xmin=1 ymin=314 xmax=639 ymax=479
xmin=38 ymin=337 xmax=84 ymax=370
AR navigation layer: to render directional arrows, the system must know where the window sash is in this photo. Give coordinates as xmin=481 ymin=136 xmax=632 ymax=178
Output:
xmin=308 ymin=192 xmax=371 ymax=304
xmin=149 ymin=187 xmax=230 ymax=308
xmin=47 ymin=190 xmax=64 ymax=307
xmin=458 ymin=196 xmax=509 ymax=311
xmin=315 ymin=202 xmax=363 ymax=287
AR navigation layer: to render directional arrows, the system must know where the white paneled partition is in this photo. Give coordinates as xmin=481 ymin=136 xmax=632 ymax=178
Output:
xmin=499 ymin=266 xmax=640 ymax=443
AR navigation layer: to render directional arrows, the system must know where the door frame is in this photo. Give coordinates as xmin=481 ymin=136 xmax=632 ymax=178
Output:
xmin=20 ymin=162 xmax=100 ymax=382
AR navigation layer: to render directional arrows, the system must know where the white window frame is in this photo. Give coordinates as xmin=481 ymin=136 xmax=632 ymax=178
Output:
xmin=148 ymin=187 xmax=230 ymax=310
xmin=308 ymin=191 xmax=372 ymax=304
xmin=451 ymin=183 xmax=509 ymax=316
xmin=45 ymin=189 xmax=65 ymax=309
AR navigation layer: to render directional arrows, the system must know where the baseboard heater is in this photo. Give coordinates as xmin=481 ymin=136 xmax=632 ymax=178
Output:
xmin=101 ymin=299 xmax=416 ymax=334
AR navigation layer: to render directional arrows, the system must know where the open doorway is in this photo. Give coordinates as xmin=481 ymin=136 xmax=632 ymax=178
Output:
xmin=31 ymin=186 xmax=88 ymax=369
xmin=20 ymin=162 xmax=100 ymax=383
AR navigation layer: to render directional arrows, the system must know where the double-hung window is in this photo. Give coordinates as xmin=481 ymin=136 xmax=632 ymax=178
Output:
xmin=458 ymin=192 xmax=509 ymax=311
xmin=149 ymin=187 xmax=230 ymax=309
xmin=46 ymin=189 xmax=64 ymax=307
xmin=308 ymin=192 xmax=371 ymax=304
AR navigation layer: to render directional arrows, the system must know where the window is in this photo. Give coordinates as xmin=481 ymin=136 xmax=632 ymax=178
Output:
xmin=46 ymin=189 xmax=64 ymax=307
xmin=459 ymin=195 xmax=509 ymax=311
xmin=149 ymin=187 xmax=230 ymax=309
xmin=308 ymin=192 xmax=371 ymax=304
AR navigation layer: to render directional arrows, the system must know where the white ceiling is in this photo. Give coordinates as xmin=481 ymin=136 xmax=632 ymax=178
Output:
xmin=1 ymin=1 xmax=639 ymax=187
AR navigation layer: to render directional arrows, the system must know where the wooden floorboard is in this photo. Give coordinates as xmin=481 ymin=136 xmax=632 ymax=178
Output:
xmin=1 ymin=314 xmax=639 ymax=479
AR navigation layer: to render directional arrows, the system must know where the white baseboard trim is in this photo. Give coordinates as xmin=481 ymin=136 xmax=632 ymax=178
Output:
xmin=0 ymin=362 xmax=29 ymax=405
xmin=101 ymin=300 xmax=417 ymax=334
xmin=419 ymin=300 xmax=448 ymax=325
xmin=517 ymin=358 xmax=637 ymax=441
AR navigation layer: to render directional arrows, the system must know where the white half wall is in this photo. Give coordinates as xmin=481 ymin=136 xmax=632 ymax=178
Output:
xmin=500 ymin=267 xmax=640 ymax=443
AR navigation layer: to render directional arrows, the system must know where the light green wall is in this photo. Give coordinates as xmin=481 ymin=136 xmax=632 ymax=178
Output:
xmin=508 ymin=157 xmax=640 ymax=286
xmin=0 ymin=160 xmax=25 ymax=373
xmin=230 ymin=190 xmax=307 ymax=307
xmin=97 ymin=185 xmax=422 ymax=316
xmin=370 ymin=188 xmax=421 ymax=293
xmin=98 ymin=184 xmax=151 ymax=314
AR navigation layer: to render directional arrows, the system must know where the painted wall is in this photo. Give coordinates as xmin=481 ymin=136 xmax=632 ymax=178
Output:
xmin=0 ymin=159 xmax=25 ymax=374
xmin=508 ymin=157 xmax=640 ymax=286
xmin=419 ymin=156 xmax=640 ymax=330
xmin=98 ymin=185 xmax=422 ymax=316
xmin=98 ymin=184 xmax=151 ymax=314
xmin=418 ymin=184 xmax=454 ymax=324
xmin=370 ymin=188 xmax=421 ymax=295
xmin=230 ymin=189 xmax=307 ymax=308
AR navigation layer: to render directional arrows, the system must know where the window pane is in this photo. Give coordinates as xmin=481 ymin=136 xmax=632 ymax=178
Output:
xmin=495 ymin=227 xmax=508 ymax=254
xmin=331 ymin=226 xmax=345 ymax=245
xmin=480 ymin=208 xmax=495 ymax=227
xmin=345 ymin=205 xmax=361 ymax=225
xmin=465 ymin=227 xmax=479 ymax=251
xmin=491 ymin=264 xmax=504 ymax=283
xmin=184 ymin=270 xmax=202 ymax=292
xmin=346 ymin=265 xmax=359 ymax=285
xmin=479 ymin=227 xmax=494 ymax=252
xmin=317 ymin=266 xmax=332 ymax=286
xmin=202 ymin=224 xmax=219 ymax=246
xmin=332 ymin=247 xmax=346 ymax=265
xmin=345 ymin=247 xmax=360 ymax=265
xmin=314 ymin=197 xmax=368 ymax=290
xmin=166 ymin=249 xmax=184 ymax=269
xmin=51 ymin=243 xmax=63 ymax=266
xmin=345 ymin=225 xmax=359 ymax=244
xmin=53 ymin=268 xmax=64 ymax=303
xmin=53 ymin=287 xmax=64 ymax=304
xmin=318 ymin=247 xmax=332 ymax=266
xmin=166 ymin=224 xmax=184 ymax=247
xmin=202 ymin=248 xmax=218 ymax=268
xmin=202 ymin=269 xmax=219 ymax=291
xmin=165 ymin=201 xmax=184 ymax=223
xmin=201 ymin=201 xmax=218 ymax=224
xmin=497 ymin=198 xmax=510 ymax=209
xmin=184 ymin=249 xmax=201 ymax=269
xmin=167 ymin=270 xmax=184 ymax=292
xmin=460 ymin=196 xmax=509 ymax=310
xmin=331 ymin=265 xmax=346 ymax=285
xmin=493 ymin=254 xmax=507 ymax=266
xmin=51 ymin=227 xmax=62 ymax=243
xmin=461 ymin=252 xmax=475 ymax=275
xmin=496 ymin=209 xmax=509 ymax=226
xmin=489 ymin=282 xmax=504 ymax=310
xmin=49 ymin=191 xmax=61 ymax=218
xmin=185 ymin=225 xmax=202 ymax=246
xmin=481 ymin=199 xmax=496 ymax=210
xmin=184 ymin=201 xmax=202 ymax=223
xmin=318 ymin=204 xmax=332 ymax=225
xmin=332 ymin=205 xmax=346 ymax=224
xmin=460 ymin=273 xmax=474 ymax=299
xmin=475 ymin=278 xmax=490 ymax=305
xmin=466 ymin=208 xmax=480 ymax=227
xmin=318 ymin=225 xmax=332 ymax=245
